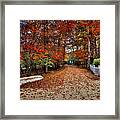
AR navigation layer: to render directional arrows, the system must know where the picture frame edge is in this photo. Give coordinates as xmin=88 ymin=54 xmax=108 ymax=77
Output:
xmin=0 ymin=0 xmax=119 ymax=119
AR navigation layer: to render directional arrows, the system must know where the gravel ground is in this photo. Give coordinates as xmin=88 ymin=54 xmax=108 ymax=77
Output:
xmin=20 ymin=65 xmax=100 ymax=100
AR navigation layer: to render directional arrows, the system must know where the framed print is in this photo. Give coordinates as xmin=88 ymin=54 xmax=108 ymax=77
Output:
xmin=0 ymin=0 xmax=119 ymax=119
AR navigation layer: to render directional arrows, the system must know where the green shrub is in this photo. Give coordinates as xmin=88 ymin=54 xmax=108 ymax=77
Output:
xmin=93 ymin=58 xmax=100 ymax=67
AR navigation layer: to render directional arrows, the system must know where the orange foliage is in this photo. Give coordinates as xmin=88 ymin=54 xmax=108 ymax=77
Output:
xmin=74 ymin=49 xmax=88 ymax=59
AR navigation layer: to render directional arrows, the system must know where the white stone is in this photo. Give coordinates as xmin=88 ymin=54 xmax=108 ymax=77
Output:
xmin=20 ymin=75 xmax=44 ymax=85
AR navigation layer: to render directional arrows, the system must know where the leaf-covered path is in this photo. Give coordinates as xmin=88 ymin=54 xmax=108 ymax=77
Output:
xmin=20 ymin=65 xmax=100 ymax=100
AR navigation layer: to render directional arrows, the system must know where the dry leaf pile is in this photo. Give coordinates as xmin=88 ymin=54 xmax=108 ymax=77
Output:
xmin=20 ymin=65 xmax=100 ymax=100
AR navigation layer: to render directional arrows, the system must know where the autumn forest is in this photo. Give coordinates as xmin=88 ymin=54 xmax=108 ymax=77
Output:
xmin=20 ymin=20 xmax=100 ymax=100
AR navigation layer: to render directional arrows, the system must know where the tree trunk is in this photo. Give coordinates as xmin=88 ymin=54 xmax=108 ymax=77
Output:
xmin=44 ymin=65 xmax=46 ymax=73
xmin=87 ymin=39 xmax=91 ymax=68
xmin=46 ymin=65 xmax=48 ymax=73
